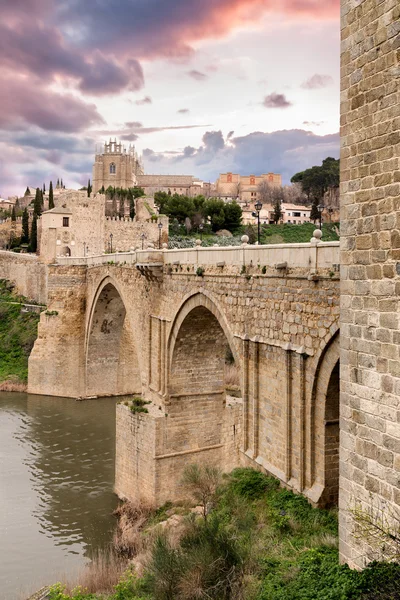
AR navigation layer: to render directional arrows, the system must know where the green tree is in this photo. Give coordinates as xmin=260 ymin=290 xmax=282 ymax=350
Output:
xmin=30 ymin=214 xmax=38 ymax=252
xmin=33 ymin=188 xmax=42 ymax=216
xmin=291 ymin=157 xmax=339 ymax=204
xmin=60 ymin=178 xmax=64 ymax=188
xmin=154 ymin=191 xmax=170 ymax=214
xmin=43 ymin=183 xmax=46 ymax=194
xmin=203 ymin=198 xmax=225 ymax=231
xmin=21 ymin=208 xmax=29 ymax=244
xmin=48 ymin=181 xmax=54 ymax=209
xmin=223 ymin=201 xmax=242 ymax=232
xmin=11 ymin=206 xmax=16 ymax=222
xmin=310 ymin=198 xmax=320 ymax=223
xmin=24 ymin=186 xmax=31 ymax=196
xmin=166 ymin=194 xmax=195 ymax=223
xmin=87 ymin=179 xmax=91 ymax=197
xmin=272 ymin=199 xmax=282 ymax=224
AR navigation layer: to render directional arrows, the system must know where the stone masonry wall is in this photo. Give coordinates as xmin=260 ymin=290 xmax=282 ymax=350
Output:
xmin=0 ymin=251 xmax=47 ymax=304
xmin=32 ymin=258 xmax=340 ymax=507
xmin=340 ymin=0 xmax=400 ymax=567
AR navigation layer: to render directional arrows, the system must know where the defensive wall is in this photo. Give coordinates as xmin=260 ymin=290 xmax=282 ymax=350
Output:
xmin=0 ymin=250 xmax=47 ymax=304
xmin=15 ymin=236 xmax=342 ymax=510
xmin=339 ymin=0 xmax=400 ymax=568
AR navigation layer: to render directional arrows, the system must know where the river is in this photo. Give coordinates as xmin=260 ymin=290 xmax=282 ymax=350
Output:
xmin=0 ymin=392 xmax=120 ymax=600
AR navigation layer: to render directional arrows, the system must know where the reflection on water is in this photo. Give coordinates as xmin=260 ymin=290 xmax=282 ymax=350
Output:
xmin=0 ymin=393 xmax=120 ymax=599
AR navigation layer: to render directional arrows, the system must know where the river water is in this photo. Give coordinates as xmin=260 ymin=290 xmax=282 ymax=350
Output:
xmin=0 ymin=392 xmax=120 ymax=600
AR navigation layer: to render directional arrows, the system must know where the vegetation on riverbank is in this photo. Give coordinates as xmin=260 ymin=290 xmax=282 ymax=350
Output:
xmin=0 ymin=280 xmax=40 ymax=386
xmin=47 ymin=467 xmax=400 ymax=600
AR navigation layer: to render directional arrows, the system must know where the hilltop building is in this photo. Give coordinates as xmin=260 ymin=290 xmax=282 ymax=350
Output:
xmin=242 ymin=202 xmax=311 ymax=225
xmin=137 ymin=174 xmax=214 ymax=198
xmin=38 ymin=190 xmax=168 ymax=263
xmin=216 ymin=172 xmax=282 ymax=203
xmin=92 ymin=140 xmax=144 ymax=194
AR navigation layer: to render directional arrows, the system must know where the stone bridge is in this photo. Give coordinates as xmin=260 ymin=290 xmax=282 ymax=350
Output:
xmin=24 ymin=236 xmax=341 ymax=509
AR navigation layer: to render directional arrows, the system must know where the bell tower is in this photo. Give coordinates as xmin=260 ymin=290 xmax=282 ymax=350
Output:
xmin=92 ymin=139 xmax=144 ymax=194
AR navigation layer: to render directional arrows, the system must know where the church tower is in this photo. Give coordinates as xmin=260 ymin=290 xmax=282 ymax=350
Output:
xmin=92 ymin=140 xmax=144 ymax=194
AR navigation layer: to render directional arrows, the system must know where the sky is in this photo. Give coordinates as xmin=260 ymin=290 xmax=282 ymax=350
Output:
xmin=0 ymin=0 xmax=340 ymax=197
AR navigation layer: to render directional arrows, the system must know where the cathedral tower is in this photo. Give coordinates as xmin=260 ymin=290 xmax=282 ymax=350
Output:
xmin=92 ymin=140 xmax=144 ymax=194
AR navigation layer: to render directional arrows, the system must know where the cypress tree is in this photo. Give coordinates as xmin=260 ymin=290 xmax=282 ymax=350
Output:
xmin=11 ymin=206 xmax=16 ymax=221
xmin=24 ymin=186 xmax=30 ymax=196
xmin=61 ymin=178 xmax=64 ymax=188
xmin=21 ymin=208 xmax=29 ymax=244
xmin=30 ymin=214 xmax=38 ymax=252
xmin=87 ymin=179 xmax=92 ymax=197
xmin=43 ymin=183 xmax=46 ymax=194
xmin=33 ymin=188 xmax=42 ymax=216
xmin=310 ymin=198 xmax=320 ymax=223
xmin=57 ymin=178 xmax=60 ymax=188
xmin=272 ymin=199 xmax=282 ymax=224
xmin=49 ymin=181 xmax=54 ymax=209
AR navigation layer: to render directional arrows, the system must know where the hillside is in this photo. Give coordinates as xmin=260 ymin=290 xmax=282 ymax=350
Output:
xmin=46 ymin=467 xmax=400 ymax=600
xmin=0 ymin=279 xmax=40 ymax=388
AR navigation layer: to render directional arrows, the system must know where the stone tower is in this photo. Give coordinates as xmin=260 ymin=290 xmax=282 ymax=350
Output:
xmin=340 ymin=0 xmax=400 ymax=568
xmin=92 ymin=140 xmax=144 ymax=194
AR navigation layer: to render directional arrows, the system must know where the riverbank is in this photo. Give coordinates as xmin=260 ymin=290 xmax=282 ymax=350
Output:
xmin=0 ymin=279 xmax=40 ymax=386
xmin=0 ymin=379 xmax=27 ymax=392
xmin=45 ymin=467 xmax=400 ymax=600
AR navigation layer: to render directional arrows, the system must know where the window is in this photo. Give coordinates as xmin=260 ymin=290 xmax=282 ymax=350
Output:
xmin=293 ymin=212 xmax=301 ymax=217
xmin=250 ymin=176 xmax=255 ymax=185
xmin=227 ymin=173 xmax=232 ymax=183
xmin=63 ymin=217 xmax=69 ymax=227
xmin=109 ymin=163 xmax=116 ymax=174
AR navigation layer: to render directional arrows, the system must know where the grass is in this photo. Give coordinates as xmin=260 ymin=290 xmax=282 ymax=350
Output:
xmin=259 ymin=222 xmax=340 ymax=245
xmin=0 ymin=279 xmax=40 ymax=384
xmin=47 ymin=468 xmax=400 ymax=600
xmin=168 ymin=223 xmax=339 ymax=248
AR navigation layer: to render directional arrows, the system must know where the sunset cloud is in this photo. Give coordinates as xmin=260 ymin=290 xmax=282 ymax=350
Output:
xmin=263 ymin=93 xmax=292 ymax=109
xmin=141 ymin=129 xmax=340 ymax=183
xmin=0 ymin=75 xmax=104 ymax=132
xmin=301 ymin=74 xmax=334 ymax=89
xmin=135 ymin=96 xmax=153 ymax=105
xmin=188 ymin=70 xmax=208 ymax=81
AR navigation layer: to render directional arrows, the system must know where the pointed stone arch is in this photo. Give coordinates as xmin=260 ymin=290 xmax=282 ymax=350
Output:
xmin=309 ymin=330 xmax=340 ymax=506
xmin=85 ymin=277 xmax=141 ymax=397
xmin=158 ymin=291 xmax=242 ymax=484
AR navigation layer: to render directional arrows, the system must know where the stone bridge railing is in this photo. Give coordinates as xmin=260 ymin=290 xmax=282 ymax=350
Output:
xmin=56 ymin=238 xmax=340 ymax=272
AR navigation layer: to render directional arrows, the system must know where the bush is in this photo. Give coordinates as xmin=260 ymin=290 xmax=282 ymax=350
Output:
xmin=227 ymin=468 xmax=279 ymax=500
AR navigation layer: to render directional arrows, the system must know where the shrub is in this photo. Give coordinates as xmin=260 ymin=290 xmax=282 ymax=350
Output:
xmin=130 ymin=397 xmax=150 ymax=415
xmin=227 ymin=468 xmax=279 ymax=500
xmin=196 ymin=266 xmax=204 ymax=277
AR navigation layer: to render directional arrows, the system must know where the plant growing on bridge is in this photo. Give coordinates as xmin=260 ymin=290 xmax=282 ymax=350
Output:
xmin=129 ymin=397 xmax=150 ymax=415
xmin=196 ymin=266 xmax=204 ymax=277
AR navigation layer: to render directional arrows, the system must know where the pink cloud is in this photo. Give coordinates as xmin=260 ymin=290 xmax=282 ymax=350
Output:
xmin=0 ymin=74 xmax=104 ymax=132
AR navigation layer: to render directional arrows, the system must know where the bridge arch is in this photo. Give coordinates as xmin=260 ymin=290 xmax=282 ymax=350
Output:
xmin=168 ymin=291 xmax=242 ymax=397
xmin=309 ymin=330 xmax=340 ymax=507
xmin=85 ymin=277 xmax=141 ymax=397
xmin=163 ymin=292 xmax=242 ymax=469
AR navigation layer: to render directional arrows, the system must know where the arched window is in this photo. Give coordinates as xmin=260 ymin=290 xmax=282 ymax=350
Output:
xmin=110 ymin=163 xmax=116 ymax=174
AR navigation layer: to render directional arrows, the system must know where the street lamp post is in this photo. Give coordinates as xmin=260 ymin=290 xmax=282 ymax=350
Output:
xmin=255 ymin=200 xmax=262 ymax=244
xmin=317 ymin=204 xmax=324 ymax=231
xmin=158 ymin=221 xmax=163 ymax=249
xmin=110 ymin=233 xmax=113 ymax=253
xmin=199 ymin=223 xmax=204 ymax=241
